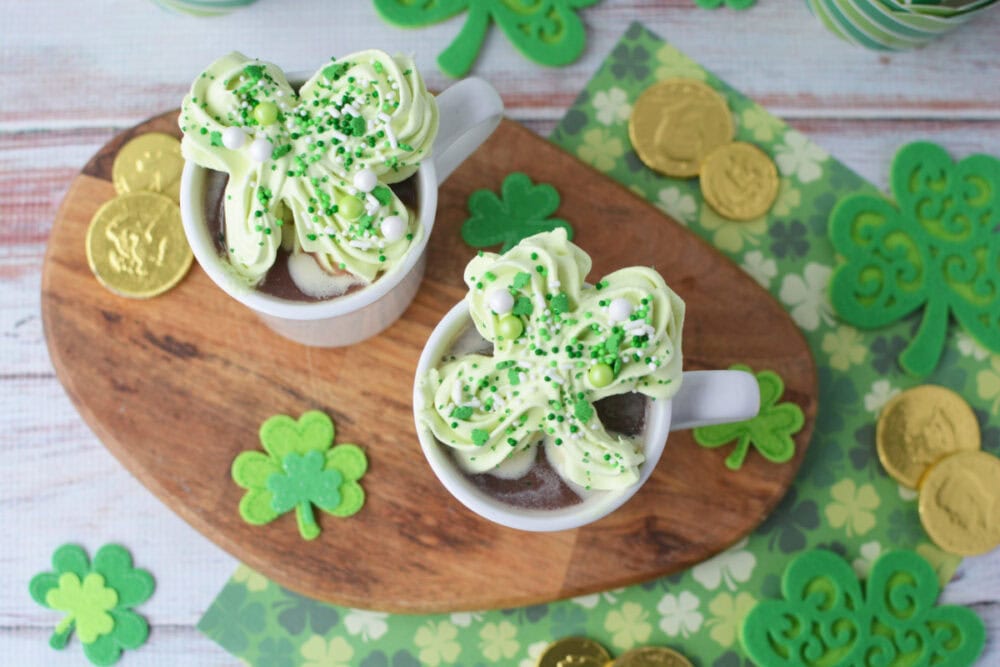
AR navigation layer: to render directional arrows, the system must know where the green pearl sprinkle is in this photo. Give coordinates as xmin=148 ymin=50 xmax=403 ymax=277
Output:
xmin=338 ymin=195 xmax=364 ymax=220
xmin=497 ymin=316 xmax=523 ymax=341
xmin=253 ymin=101 xmax=279 ymax=126
xmin=588 ymin=363 xmax=614 ymax=388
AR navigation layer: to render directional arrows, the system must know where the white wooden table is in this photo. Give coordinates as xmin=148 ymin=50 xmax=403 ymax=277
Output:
xmin=2 ymin=1 xmax=999 ymax=664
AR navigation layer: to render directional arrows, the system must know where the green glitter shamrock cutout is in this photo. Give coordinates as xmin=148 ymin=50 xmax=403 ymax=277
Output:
xmin=232 ymin=410 xmax=368 ymax=540
xmin=180 ymin=51 xmax=437 ymax=286
xmin=29 ymin=544 xmax=154 ymax=666
xmin=693 ymin=364 xmax=803 ymax=470
xmin=461 ymin=172 xmax=574 ymax=253
xmin=829 ymin=142 xmax=1000 ymax=378
xmin=695 ymin=0 xmax=755 ymax=8
xmin=741 ymin=549 xmax=985 ymax=667
xmin=420 ymin=228 xmax=685 ymax=491
xmin=373 ymin=0 xmax=601 ymax=77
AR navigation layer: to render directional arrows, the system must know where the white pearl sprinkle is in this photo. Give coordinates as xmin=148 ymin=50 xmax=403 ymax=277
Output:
xmin=608 ymin=297 xmax=632 ymax=322
xmin=488 ymin=289 xmax=514 ymax=315
xmin=353 ymin=168 xmax=378 ymax=193
xmin=222 ymin=127 xmax=247 ymax=150
xmin=249 ymin=138 xmax=273 ymax=162
xmin=380 ymin=215 xmax=406 ymax=243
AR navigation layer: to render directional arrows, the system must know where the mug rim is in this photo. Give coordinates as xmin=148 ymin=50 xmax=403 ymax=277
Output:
xmin=413 ymin=299 xmax=673 ymax=532
xmin=179 ymin=159 xmax=438 ymax=321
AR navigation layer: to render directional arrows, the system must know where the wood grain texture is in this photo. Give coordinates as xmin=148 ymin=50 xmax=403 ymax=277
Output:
xmin=41 ymin=111 xmax=816 ymax=613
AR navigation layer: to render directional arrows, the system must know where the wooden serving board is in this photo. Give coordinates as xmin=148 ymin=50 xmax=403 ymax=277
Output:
xmin=42 ymin=111 xmax=816 ymax=613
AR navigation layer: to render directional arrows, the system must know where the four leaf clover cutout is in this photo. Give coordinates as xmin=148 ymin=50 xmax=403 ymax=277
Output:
xmin=232 ymin=410 xmax=368 ymax=540
xmin=30 ymin=544 xmax=155 ymax=666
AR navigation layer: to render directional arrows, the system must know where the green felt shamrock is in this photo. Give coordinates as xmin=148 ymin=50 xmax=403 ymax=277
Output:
xmin=232 ymin=411 xmax=368 ymax=540
xmin=29 ymin=544 xmax=154 ymax=666
xmin=373 ymin=0 xmax=601 ymax=77
xmin=461 ymin=172 xmax=574 ymax=253
xmin=695 ymin=0 xmax=756 ymax=8
xmin=741 ymin=549 xmax=985 ymax=667
xmin=693 ymin=364 xmax=803 ymax=470
xmin=829 ymin=142 xmax=1000 ymax=377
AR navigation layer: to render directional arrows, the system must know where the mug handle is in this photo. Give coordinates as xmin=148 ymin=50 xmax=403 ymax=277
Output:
xmin=432 ymin=77 xmax=504 ymax=185
xmin=669 ymin=370 xmax=760 ymax=431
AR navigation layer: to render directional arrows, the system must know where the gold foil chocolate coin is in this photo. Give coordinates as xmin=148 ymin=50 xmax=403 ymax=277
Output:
xmin=700 ymin=142 xmax=780 ymax=221
xmin=876 ymin=385 xmax=980 ymax=489
xmin=112 ymin=132 xmax=184 ymax=203
xmin=86 ymin=191 xmax=193 ymax=299
xmin=538 ymin=637 xmax=611 ymax=667
xmin=919 ymin=450 xmax=1000 ymax=556
xmin=629 ymin=79 xmax=734 ymax=178
xmin=613 ymin=646 xmax=693 ymax=667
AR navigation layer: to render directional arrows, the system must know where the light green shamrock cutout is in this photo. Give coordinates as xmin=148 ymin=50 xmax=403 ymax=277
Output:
xmin=180 ymin=51 xmax=437 ymax=285
xmin=232 ymin=411 xmax=368 ymax=540
xmin=420 ymin=229 xmax=685 ymax=491
xmin=461 ymin=172 xmax=574 ymax=253
xmin=693 ymin=364 xmax=804 ymax=470
xmin=742 ymin=549 xmax=986 ymax=667
xmin=29 ymin=544 xmax=155 ymax=666
xmin=373 ymin=0 xmax=602 ymax=77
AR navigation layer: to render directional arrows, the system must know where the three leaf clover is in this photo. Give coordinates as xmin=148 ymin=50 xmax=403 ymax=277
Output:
xmin=373 ymin=0 xmax=601 ymax=77
xmin=232 ymin=411 xmax=368 ymax=540
xmin=693 ymin=364 xmax=803 ymax=470
xmin=461 ymin=172 xmax=574 ymax=253
xmin=829 ymin=142 xmax=1000 ymax=377
xmin=29 ymin=544 xmax=154 ymax=666
xmin=420 ymin=228 xmax=685 ymax=490
xmin=742 ymin=549 xmax=985 ymax=667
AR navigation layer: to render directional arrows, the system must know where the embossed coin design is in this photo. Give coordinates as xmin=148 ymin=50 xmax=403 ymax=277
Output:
xmin=876 ymin=385 xmax=980 ymax=489
xmin=613 ymin=646 xmax=693 ymax=667
xmin=538 ymin=637 xmax=612 ymax=667
xmin=86 ymin=191 xmax=193 ymax=298
xmin=919 ymin=450 xmax=1000 ymax=556
xmin=629 ymin=79 xmax=734 ymax=178
xmin=112 ymin=132 xmax=184 ymax=203
xmin=700 ymin=142 xmax=779 ymax=221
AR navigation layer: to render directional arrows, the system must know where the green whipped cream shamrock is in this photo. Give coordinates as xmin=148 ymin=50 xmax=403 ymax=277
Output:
xmin=829 ymin=142 xmax=1000 ymax=377
xmin=419 ymin=229 xmax=684 ymax=491
xmin=29 ymin=544 xmax=155 ymax=666
xmin=742 ymin=549 xmax=985 ymax=667
xmin=374 ymin=0 xmax=601 ymax=78
xmin=693 ymin=364 xmax=803 ymax=470
xmin=180 ymin=50 xmax=438 ymax=285
xmin=232 ymin=411 xmax=368 ymax=540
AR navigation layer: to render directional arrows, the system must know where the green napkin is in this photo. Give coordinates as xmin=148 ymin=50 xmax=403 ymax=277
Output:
xmin=198 ymin=22 xmax=996 ymax=667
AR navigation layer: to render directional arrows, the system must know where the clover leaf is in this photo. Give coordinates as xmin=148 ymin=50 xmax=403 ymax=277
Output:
xmin=420 ymin=228 xmax=686 ymax=490
xmin=462 ymin=172 xmax=574 ymax=253
xmin=232 ymin=411 xmax=368 ymax=540
xmin=694 ymin=364 xmax=803 ymax=470
xmin=742 ymin=549 xmax=985 ymax=667
xmin=829 ymin=142 xmax=1000 ymax=377
xmin=373 ymin=0 xmax=600 ymax=77
xmin=29 ymin=544 xmax=154 ymax=666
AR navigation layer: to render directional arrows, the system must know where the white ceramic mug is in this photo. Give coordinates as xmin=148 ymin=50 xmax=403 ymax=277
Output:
xmin=413 ymin=301 xmax=761 ymax=532
xmin=179 ymin=77 xmax=504 ymax=347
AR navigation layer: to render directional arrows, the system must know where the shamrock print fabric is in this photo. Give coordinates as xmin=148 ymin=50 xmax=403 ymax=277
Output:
xmin=200 ymin=23 xmax=993 ymax=666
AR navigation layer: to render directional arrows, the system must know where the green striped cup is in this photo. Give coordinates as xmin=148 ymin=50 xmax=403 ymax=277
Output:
xmin=805 ymin=0 xmax=997 ymax=50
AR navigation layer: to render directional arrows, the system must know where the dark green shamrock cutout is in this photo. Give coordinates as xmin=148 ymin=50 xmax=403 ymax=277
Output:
xmin=232 ymin=411 xmax=368 ymax=540
xmin=29 ymin=544 xmax=154 ymax=666
xmin=693 ymin=364 xmax=804 ymax=470
xmin=461 ymin=172 xmax=574 ymax=253
xmin=741 ymin=549 xmax=985 ymax=667
xmin=373 ymin=0 xmax=601 ymax=77
xmin=829 ymin=142 xmax=1000 ymax=377
xmin=695 ymin=0 xmax=756 ymax=8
